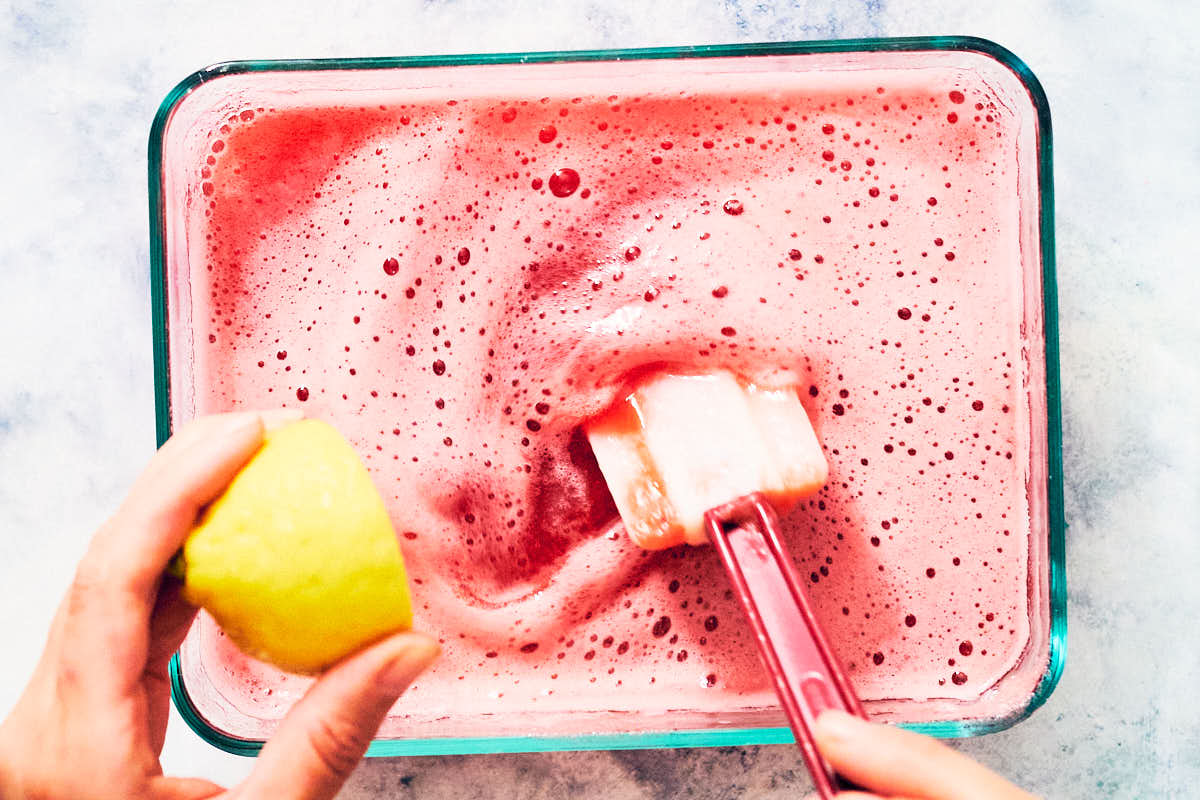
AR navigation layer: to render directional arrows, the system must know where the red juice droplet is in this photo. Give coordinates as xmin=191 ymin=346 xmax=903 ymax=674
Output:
xmin=548 ymin=168 xmax=580 ymax=197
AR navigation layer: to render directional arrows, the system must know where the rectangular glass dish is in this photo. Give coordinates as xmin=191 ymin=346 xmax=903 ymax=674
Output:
xmin=150 ymin=37 xmax=1064 ymax=756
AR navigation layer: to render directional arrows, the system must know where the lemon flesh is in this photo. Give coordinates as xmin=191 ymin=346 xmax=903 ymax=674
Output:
xmin=179 ymin=419 xmax=413 ymax=674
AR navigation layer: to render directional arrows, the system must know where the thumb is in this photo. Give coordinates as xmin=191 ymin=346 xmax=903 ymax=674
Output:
xmin=813 ymin=711 xmax=1036 ymax=800
xmin=238 ymin=631 xmax=439 ymax=800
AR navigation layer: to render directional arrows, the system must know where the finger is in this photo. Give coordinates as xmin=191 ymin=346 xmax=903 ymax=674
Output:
xmin=141 ymin=407 xmax=303 ymax=485
xmin=115 ymin=408 xmax=305 ymax=595
xmin=132 ymin=411 xmax=268 ymax=497
xmin=61 ymin=411 xmax=298 ymax=700
xmin=140 ymin=412 xmax=295 ymax=752
xmin=146 ymin=580 xmax=201 ymax=669
xmin=814 ymin=711 xmax=1036 ymax=800
xmin=90 ymin=413 xmax=263 ymax=597
xmin=144 ymin=667 xmax=173 ymax=757
xmin=239 ymin=631 xmax=439 ymax=800
xmin=811 ymin=790 xmax=921 ymax=799
xmin=147 ymin=775 xmax=225 ymax=799
xmin=143 ymin=581 xmax=203 ymax=755
xmin=127 ymin=407 xmax=304 ymax=523
xmin=81 ymin=409 xmax=304 ymax=610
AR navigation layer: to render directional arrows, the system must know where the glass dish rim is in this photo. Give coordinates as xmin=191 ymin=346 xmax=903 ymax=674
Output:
xmin=149 ymin=34 xmax=1065 ymax=757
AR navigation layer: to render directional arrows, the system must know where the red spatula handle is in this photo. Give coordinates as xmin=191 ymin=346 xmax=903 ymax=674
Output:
xmin=705 ymin=493 xmax=867 ymax=800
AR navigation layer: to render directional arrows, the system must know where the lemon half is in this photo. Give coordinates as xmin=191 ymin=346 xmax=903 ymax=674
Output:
xmin=177 ymin=419 xmax=413 ymax=674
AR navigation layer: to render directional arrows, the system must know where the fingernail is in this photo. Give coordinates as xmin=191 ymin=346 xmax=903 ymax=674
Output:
xmin=220 ymin=410 xmax=264 ymax=429
xmin=814 ymin=709 xmax=870 ymax=744
xmin=259 ymin=407 xmax=306 ymax=431
xmin=380 ymin=633 xmax=440 ymax=694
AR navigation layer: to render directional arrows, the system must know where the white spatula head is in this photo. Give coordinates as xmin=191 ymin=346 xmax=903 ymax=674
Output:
xmin=585 ymin=371 xmax=828 ymax=549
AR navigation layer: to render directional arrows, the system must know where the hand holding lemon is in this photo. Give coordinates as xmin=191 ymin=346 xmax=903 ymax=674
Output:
xmin=0 ymin=411 xmax=437 ymax=800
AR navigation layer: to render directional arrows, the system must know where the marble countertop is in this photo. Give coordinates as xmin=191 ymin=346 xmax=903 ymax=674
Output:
xmin=1 ymin=1 xmax=1196 ymax=797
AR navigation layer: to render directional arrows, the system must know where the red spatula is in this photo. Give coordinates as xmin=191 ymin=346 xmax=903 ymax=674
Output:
xmin=587 ymin=371 xmax=867 ymax=798
xmin=706 ymin=493 xmax=865 ymax=797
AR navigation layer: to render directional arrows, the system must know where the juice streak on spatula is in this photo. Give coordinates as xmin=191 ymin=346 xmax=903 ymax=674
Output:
xmin=586 ymin=371 xmax=866 ymax=799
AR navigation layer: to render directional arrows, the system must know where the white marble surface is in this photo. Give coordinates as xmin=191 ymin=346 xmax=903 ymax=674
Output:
xmin=1 ymin=1 xmax=1197 ymax=797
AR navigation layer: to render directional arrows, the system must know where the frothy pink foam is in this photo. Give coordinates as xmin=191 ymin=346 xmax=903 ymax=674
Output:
xmin=177 ymin=59 xmax=1042 ymax=723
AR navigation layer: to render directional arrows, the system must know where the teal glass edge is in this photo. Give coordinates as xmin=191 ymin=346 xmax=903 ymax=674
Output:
xmin=150 ymin=35 xmax=1064 ymax=757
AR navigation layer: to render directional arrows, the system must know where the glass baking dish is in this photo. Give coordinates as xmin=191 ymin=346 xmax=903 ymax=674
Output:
xmin=149 ymin=36 xmax=1064 ymax=756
